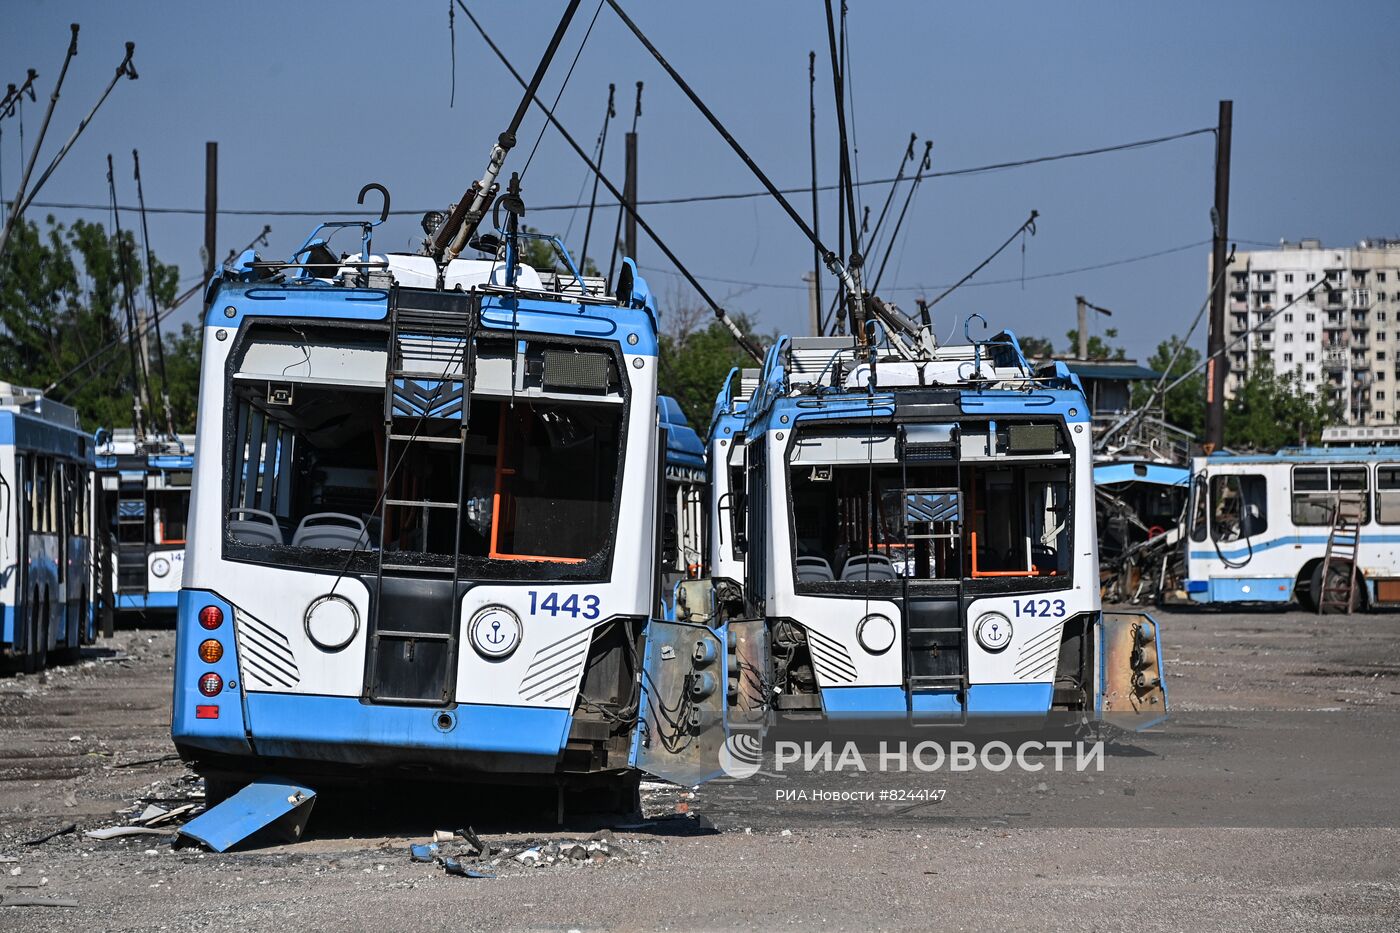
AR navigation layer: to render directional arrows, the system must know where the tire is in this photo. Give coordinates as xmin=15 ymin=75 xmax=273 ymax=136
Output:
xmin=1295 ymin=566 xmax=1318 ymax=612
xmin=1311 ymin=561 xmax=1364 ymax=614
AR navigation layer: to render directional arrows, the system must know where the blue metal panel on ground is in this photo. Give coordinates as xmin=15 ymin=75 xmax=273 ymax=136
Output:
xmin=243 ymin=693 xmax=572 ymax=768
xmin=176 ymin=779 xmax=316 ymax=852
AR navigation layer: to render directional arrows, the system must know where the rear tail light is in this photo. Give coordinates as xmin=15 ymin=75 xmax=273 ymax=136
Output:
xmin=199 ymin=606 xmax=223 ymax=630
xmin=195 ymin=705 xmax=220 ymax=719
xmin=198 ymin=672 xmax=223 ymax=696
xmin=198 ymin=639 xmax=223 ymax=663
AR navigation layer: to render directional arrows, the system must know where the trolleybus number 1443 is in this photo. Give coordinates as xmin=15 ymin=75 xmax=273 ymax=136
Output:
xmin=527 ymin=591 xmax=602 ymax=620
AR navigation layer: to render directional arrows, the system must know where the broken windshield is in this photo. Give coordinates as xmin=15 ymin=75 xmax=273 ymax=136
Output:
xmin=220 ymin=324 xmax=626 ymax=581
xmin=786 ymin=424 xmax=1072 ymax=592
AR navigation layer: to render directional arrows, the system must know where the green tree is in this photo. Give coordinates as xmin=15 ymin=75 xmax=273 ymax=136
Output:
xmin=1131 ymin=337 xmax=1205 ymax=438
xmin=1065 ymin=326 xmax=1127 ymax=360
xmin=658 ymin=304 xmax=771 ymax=427
xmin=518 ymin=225 xmax=600 ymax=278
xmin=1017 ymin=335 xmax=1054 ymax=359
xmin=0 ymin=215 xmax=198 ymax=432
xmin=1224 ymin=362 xmax=1338 ymax=449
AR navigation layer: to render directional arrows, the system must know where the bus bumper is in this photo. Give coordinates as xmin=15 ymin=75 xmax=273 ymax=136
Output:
xmin=172 ymin=589 xmax=574 ymax=774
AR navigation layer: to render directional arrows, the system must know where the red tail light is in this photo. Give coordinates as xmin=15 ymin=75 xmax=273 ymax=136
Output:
xmin=199 ymin=606 xmax=224 ymax=630
xmin=195 ymin=705 xmax=220 ymax=719
xmin=198 ymin=672 xmax=223 ymax=696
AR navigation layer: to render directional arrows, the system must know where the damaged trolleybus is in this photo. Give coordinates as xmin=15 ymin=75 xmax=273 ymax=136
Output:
xmin=172 ymin=195 xmax=753 ymax=798
xmin=703 ymin=330 xmax=1168 ymax=726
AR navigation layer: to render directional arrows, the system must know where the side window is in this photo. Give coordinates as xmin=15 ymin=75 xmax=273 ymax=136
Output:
xmin=1291 ymin=467 xmax=1333 ymax=525
xmin=1189 ymin=475 xmax=1208 ymax=542
xmin=1378 ymin=466 xmax=1400 ymax=524
xmin=1209 ymin=474 xmax=1267 ymax=541
xmin=1292 ymin=466 xmax=1370 ymax=525
xmin=1332 ymin=467 xmax=1370 ymax=522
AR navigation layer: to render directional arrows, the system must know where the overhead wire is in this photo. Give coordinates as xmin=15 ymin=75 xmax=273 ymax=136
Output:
xmin=7 ymin=126 xmax=1218 ymax=219
xmin=455 ymin=0 xmax=764 ymax=362
xmin=924 ymin=210 xmax=1040 ymax=310
xmin=519 ymin=0 xmax=605 ymax=179
xmin=640 ymin=237 xmax=1213 ymax=295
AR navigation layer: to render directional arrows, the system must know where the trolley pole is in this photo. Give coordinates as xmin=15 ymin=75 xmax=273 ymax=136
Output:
xmin=203 ymin=141 xmax=217 ymax=287
xmin=1205 ymin=100 xmax=1233 ymax=452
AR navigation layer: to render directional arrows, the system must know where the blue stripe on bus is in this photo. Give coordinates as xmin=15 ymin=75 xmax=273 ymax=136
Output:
xmin=1190 ymin=533 xmax=1400 ymax=562
xmin=821 ymin=683 xmax=1053 ymax=715
xmin=1189 ymin=577 xmax=1294 ymax=603
xmin=118 ymin=592 xmax=179 ymax=610
xmin=243 ymin=693 xmax=572 ymax=766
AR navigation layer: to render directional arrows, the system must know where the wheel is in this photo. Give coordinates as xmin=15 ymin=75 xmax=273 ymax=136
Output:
xmin=1295 ymin=566 xmax=1318 ymax=612
xmin=1311 ymin=561 xmax=1364 ymax=614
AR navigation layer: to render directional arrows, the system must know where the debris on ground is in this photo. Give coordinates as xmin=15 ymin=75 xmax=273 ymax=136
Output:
xmin=22 ymin=823 xmax=76 ymax=846
xmin=409 ymin=843 xmax=439 ymax=862
xmin=84 ymin=826 xmax=177 ymax=841
xmin=409 ymin=829 xmax=642 ymax=878
xmin=176 ymin=780 xmax=316 ymax=853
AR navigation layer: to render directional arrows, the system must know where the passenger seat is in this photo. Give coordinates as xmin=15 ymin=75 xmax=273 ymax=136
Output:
xmin=228 ymin=508 xmax=284 ymax=546
xmin=291 ymin=513 xmax=369 ymax=549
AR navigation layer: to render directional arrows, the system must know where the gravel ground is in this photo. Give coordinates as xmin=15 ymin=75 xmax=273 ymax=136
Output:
xmin=1 ymin=608 xmax=1398 ymax=931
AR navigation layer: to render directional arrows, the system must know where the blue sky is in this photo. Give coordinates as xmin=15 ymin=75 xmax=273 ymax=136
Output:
xmin=4 ymin=1 xmax=1398 ymax=360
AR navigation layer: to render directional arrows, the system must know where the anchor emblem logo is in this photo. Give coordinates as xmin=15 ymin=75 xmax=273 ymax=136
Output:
xmin=470 ymin=606 xmax=521 ymax=659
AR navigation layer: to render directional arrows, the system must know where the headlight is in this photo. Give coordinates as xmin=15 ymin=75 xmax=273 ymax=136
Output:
xmin=303 ymin=594 xmax=359 ymax=652
xmin=974 ymin=612 xmax=1013 ymax=652
xmin=151 ymin=557 xmax=170 ymax=578
xmin=468 ymin=605 xmax=522 ymax=660
xmin=856 ymin=614 xmax=897 ymax=654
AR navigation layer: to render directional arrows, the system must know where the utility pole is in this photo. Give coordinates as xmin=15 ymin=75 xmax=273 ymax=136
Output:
xmin=804 ymin=271 xmax=820 ymax=336
xmin=808 ymin=50 xmax=822 ymax=335
xmin=1075 ymin=294 xmax=1113 ymax=360
xmin=1204 ymin=100 xmax=1233 ymax=452
xmin=203 ymin=141 xmax=217 ymax=286
xmin=623 ymin=124 xmax=637 ymax=263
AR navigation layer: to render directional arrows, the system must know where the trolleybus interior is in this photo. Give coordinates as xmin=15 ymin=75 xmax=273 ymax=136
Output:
xmin=221 ymin=324 xmax=625 ymax=579
xmin=782 ymin=420 xmax=1072 ymax=592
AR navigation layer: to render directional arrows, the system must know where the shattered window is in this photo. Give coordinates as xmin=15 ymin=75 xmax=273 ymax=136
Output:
xmin=1209 ymin=474 xmax=1267 ymax=541
xmin=1292 ymin=466 xmax=1369 ymax=525
xmin=1376 ymin=465 xmax=1400 ymax=524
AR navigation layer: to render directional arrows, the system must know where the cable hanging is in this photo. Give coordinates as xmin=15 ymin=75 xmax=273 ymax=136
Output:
xmin=12 ymin=127 xmax=1217 ymax=220
xmin=456 ymin=0 xmax=764 ymax=363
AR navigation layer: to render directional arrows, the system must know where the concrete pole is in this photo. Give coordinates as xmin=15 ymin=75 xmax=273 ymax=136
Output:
xmin=1205 ymin=101 xmax=1233 ymax=451
xmin=804 ymin=271 xmax=819 ymax=336
xmin=1076 ymin=295 xmax=1088 ymax=360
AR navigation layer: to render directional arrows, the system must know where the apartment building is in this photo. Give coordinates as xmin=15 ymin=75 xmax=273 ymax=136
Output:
xmin=1220 ymin=238 xmax=1400 ymax=425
